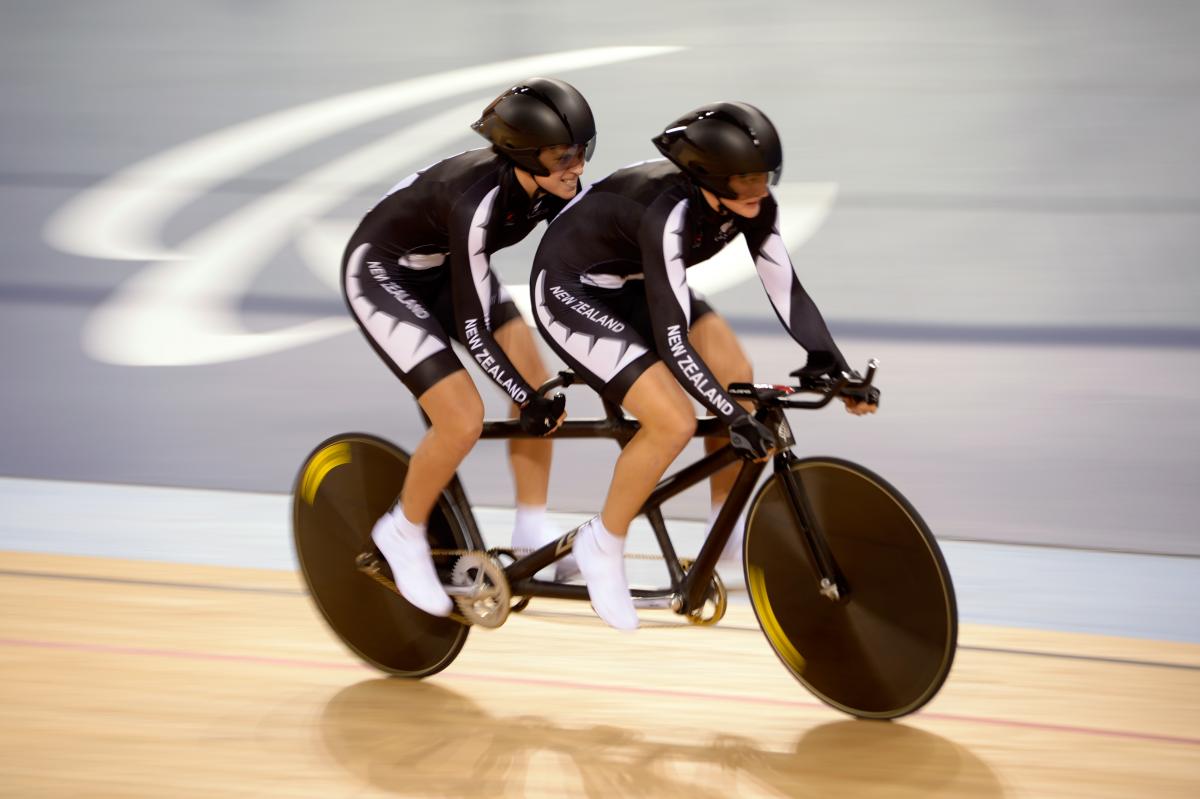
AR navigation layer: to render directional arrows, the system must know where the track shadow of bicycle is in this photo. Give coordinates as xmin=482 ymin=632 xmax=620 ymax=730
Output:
xmin=320 ymin=678 xmax=1003 ymax=798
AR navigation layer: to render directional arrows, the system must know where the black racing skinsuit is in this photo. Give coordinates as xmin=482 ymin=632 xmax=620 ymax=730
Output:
xmin=530 ymin=159 xmax=850 ymax=424
xmin=343 ymin=148 xmax=566 ymax=402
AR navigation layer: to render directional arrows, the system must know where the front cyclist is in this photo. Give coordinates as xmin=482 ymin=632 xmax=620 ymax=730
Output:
xmin=530 ymin=102 xmax=876 ymax=630
xmin=343 ymin=78 xmax=595 ymax=617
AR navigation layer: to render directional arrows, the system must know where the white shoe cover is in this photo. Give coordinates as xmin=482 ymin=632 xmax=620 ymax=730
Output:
xmin=572 ymin=517 xmax=638 ymax=631
xmin=371 ymin=512 xmax=453 ymax=617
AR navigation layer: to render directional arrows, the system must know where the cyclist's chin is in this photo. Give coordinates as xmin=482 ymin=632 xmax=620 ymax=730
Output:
xmin=722 ymin=198 xmax=763 ymax=218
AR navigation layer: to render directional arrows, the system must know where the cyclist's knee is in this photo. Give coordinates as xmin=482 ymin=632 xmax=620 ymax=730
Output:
xmin=650 ymin=404 xmax=697 ymax=452
xmin=435 ymin=414 xmax=483 ymax=454
xmin=428 ymin=394 xmax=484 ymax=451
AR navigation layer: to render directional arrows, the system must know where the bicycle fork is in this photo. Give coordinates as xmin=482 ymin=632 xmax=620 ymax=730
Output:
xmin=773 ymin=450 xmax=849 ymax=603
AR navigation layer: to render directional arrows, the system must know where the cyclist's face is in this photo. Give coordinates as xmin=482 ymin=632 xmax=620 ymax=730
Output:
xmin=720 ymin=172 xmax=771 ymax=218
xmin=533 ymin=144 xmax=587 ymax=200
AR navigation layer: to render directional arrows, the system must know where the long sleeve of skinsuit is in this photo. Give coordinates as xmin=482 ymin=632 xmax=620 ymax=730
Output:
xmin=446 ymin=179 xmax=537 ymax=406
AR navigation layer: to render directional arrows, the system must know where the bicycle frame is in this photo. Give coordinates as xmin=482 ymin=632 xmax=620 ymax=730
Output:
xmin=426 ymin=367 xmax=862 ymax=616
xmin=445 ymin=394 xmax=773 ymax=616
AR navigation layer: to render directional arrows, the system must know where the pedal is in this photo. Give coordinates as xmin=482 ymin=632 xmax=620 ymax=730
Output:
xmin=632 ymin=595 xmax=677 ymax=610
xmin=819 ymin=577 xmax=841 ymax=601
xmin=357 ymin=550 xmax=473 ymax=626
xmin=356 ymin=551 xmax=398 ymax=593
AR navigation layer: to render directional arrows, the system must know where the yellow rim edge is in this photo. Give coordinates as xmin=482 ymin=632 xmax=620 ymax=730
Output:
xmin=748 ymin=563 xmax=806 ymax=674
xmin=295 ymin=435 xmax=469 ymax=677
xmin=300 ymin=441 xmax=352 ymax=506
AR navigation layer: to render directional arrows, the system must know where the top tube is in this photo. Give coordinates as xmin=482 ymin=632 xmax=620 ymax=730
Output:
xmin=475 ymin=361 xmax=877 ymax=440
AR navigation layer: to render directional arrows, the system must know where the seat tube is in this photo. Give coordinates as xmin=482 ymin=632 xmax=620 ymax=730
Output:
xmin=645 ymin=506 xmax=686 ymax=587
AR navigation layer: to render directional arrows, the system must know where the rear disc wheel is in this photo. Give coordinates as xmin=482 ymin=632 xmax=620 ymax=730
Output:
xmin=292 ymin=433 xmax=477 ymax=677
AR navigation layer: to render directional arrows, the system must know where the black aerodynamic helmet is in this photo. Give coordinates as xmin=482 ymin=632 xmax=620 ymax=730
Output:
xmin=471 ymin=77 xmax=597 ymax=176
xmin=653 ymin=102 xmax=783 ymax=199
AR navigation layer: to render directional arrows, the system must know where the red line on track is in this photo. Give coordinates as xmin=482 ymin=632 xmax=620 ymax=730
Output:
xmin=3 ymin=636 xmax=1197 ymax=748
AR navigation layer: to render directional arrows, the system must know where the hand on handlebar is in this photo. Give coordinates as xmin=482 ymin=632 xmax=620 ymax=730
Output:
xmin=729 ymin=359 xmax=883 ymax=410
xmin=842 ymin=395 xmax=878 ymax=415
xmin=840 ymin=380 xmax=880 ymax=415
xmin=729 ymin=414 xmax=779 ymax=462
xmin=519 ymin=393 xmax=567 ymax=436
xmin=776 ymin=358 xmax=881 ymax=413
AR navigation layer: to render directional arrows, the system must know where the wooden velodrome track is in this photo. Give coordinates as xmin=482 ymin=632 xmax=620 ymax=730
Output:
xmin=1 ymin=550 xmax=1197 ymax=797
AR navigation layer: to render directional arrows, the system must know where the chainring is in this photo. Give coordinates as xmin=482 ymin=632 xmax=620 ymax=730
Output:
xmin=680 ymin=558 xmax=729 ymax=626
xmin=450 ymin=552 xmax=512 ymax=628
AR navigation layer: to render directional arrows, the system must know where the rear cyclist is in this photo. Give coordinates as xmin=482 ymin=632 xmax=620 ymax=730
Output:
xmin=343 ymin=78 xmax=595 ymax=617
xmin=530 ymin=102 xmax=877 ymax=630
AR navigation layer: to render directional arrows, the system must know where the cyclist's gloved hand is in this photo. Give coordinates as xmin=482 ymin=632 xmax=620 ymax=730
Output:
xmin=729 ymin=414 xmax=778 ymax=461
xmin=519 ymin=393 xmax=566 ymax=436
xmin=842 ymin=385 xmax=881 ymax=412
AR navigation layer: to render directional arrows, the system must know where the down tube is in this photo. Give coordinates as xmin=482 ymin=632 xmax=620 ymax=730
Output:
xmin=681 ymin=457 xmax=765 ymax=613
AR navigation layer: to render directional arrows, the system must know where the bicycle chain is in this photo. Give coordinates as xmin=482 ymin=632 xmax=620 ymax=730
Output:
xmin=426 ymin=548 xmax=728 ymax=627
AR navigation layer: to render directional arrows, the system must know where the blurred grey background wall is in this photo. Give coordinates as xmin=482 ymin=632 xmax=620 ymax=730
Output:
xmin=2 ymin=1 xmax=1197 ymax=554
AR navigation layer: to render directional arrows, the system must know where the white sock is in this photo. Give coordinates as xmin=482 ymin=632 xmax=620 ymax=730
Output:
xmin=573 ymin=516 xmax=637 ymax=631
xmin=592 ymin=516 xmax=626 ymax=556
xmin=510 ymin=503 xmax=579 ymax=581
xmin=512 ymin=504 xmax=547 ymax=544
xmin=392 ymin=505 xmax=428 ymax=541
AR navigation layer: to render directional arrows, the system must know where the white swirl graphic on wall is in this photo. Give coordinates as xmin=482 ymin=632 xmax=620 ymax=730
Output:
xmin=44 ymin=46 xmax=836 ymax=367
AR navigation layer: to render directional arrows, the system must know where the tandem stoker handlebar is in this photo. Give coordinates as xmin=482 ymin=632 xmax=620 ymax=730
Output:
xmin=535 ymin=359 xmax=881 ymax=411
